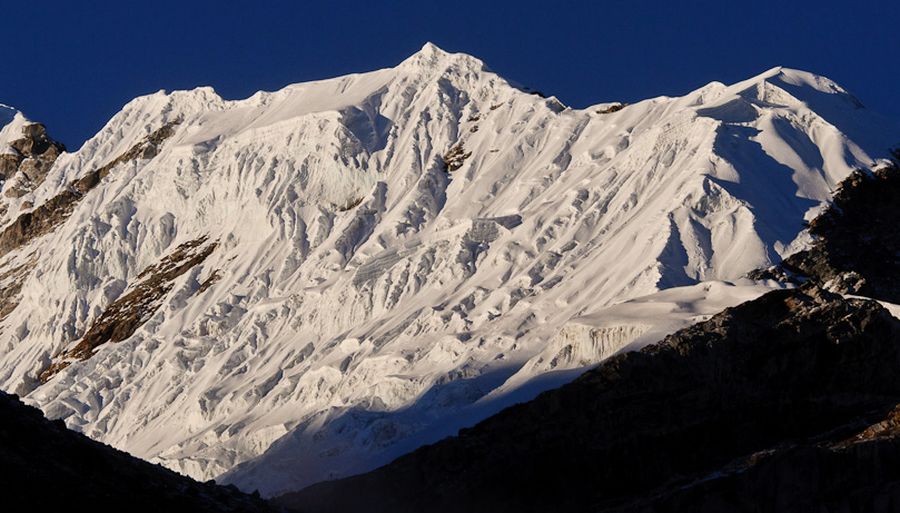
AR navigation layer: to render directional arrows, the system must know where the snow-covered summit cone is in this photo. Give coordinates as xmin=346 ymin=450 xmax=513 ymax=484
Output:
xmin=0 ymin=44 xmax=897 ymax=496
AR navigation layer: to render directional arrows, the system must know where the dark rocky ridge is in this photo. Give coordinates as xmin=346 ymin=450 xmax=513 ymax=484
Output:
xmin=608 ymin=405 xmax=900 ymax=512
xmin=441 ymin=142 xmax=472 ymax=171
xmin=0 ymin=390 xmax=277 ymax=513
xmin=750 ymin=159 xmax=900 ymax=302
xmin=277 ymin=286 xmax=900 ymax=513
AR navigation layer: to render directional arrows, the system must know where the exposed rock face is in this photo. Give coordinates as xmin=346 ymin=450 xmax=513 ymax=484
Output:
xmin=0 ymin=120 xmax=183 ymax=385
xmin=596 ymin=102 xmax=627 ymax=114
xmin=40 ymin=235 xmax=217 ymax=382
xmin=0 ymin=390 xmax=275 ymax=512
xmin=440 ymin=142 xmax=472 ymax=171
xmin=750 ymin=160 xmax=900 ymax=302
xmin=0 ymin=122 xmax=66 ymax=198
xmin=0 ymin=121 xmax=178 ymax=259
xmin=277 ymin=286 xmax=900 ymax=513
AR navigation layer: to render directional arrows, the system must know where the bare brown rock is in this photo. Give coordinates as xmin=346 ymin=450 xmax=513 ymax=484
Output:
xmin=441 ymin=143 xmax=472 ymax=172
xmin=2 ymin=122 xmax=66 ymax=198
xmin=40 ymin=235 xmax=216 ymax=383
xmin=197 ymin=269 xmax=222 ymax=294
xmin=596 ymin=102 xmax=627 ymax=114
xmin=0 ymin=154 xmax=21 ymax=180
xmin=0 ymin=121 xmax=178 ymax=259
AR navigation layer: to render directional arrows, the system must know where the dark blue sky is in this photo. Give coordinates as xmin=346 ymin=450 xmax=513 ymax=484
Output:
xmin=2 ymin=0 xmax=897 ymax=148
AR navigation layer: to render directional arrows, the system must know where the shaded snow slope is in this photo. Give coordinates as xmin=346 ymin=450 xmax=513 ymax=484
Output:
xmin=491 ymin=279 xmax=785 ymax=397
xmin=229 ymin=279 xmax=785 ymax=496
xmin=0 ymin=44 xmax=896 ymax=495
xmin=275 ymin=285 xmax=900 ymax=513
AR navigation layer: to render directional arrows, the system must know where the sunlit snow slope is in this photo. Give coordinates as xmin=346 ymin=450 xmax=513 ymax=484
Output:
xmin=0 ymin=44 xmax=896 ymax=496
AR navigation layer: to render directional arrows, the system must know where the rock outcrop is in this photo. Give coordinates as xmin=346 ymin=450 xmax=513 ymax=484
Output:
xmin=750 ymin=158 xmax=900 ymax=302
xmin=0 ymin=121 xmax=178 ymax=259
xmin=0 ymin=122 xmax=66 ymax=198
xmin=40 ymin=235 xmax=217 ymax=382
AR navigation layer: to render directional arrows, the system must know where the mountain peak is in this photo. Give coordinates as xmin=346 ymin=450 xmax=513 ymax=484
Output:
xmin=418 ymin=41 xmax=447 ymax=56
xmin=728 ymin=65 xmax=859 ymax=104
xmin=398 ymin=42 xmax=485 ymax=73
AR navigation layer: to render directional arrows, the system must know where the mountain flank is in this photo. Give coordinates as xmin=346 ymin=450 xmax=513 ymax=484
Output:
xmin=277 ymin=162 xmax=900 ymax=512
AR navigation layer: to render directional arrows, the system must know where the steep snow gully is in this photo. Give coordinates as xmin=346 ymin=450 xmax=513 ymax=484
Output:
xmin=0 ymin=44 xmax=897 ymax=495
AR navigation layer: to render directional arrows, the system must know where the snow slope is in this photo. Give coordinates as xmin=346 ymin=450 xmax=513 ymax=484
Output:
xmin=491 ymin=279 xmax=786 ymax=397
xmin=227 ymin=279 xmax=787 ymax=496
xmin=0 ymin=43 xmax=896 ymax=496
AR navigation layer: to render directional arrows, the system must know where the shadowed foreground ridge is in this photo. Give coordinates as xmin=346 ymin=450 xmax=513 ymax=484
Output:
xmin=752 ymin=159 xmax=900 ymax=302
xmin=0 ymin=391 xmax=275 ymax=513
xmin=278 ymin=285 xmax=900 ymax=513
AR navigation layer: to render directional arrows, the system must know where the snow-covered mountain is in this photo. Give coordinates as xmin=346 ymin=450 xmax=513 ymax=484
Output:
xmin=0 ymin=43 xmax=896 ymax=496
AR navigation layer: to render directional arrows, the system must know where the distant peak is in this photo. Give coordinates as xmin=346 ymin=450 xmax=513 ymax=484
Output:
xmin=399 ymin=42 xmax=450 ymax=69
xmin=761 ymin=65 xmax=785 ymax=78
xmin=714 ymin=65 xmax=864 ymax=110
xmin=737 ymin=66 xmax=849 ymax=96
xmin=398 ymin=42 xmax=486 ymax=73
xmin=418 ymin=42 xmax=447 ymax=56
